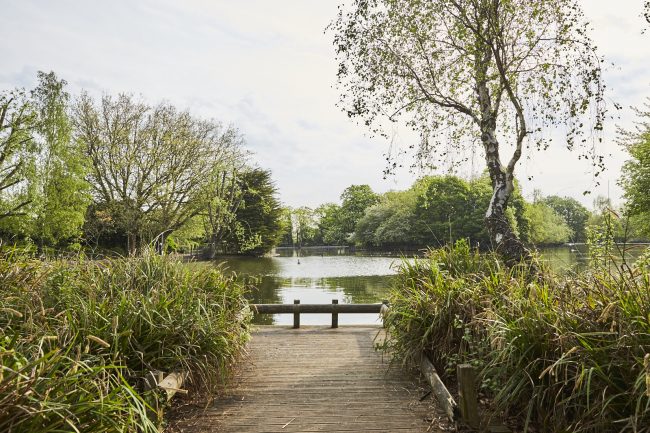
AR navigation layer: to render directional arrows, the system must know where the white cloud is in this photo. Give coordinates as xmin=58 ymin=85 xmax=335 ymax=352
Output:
xmin=0 ymin=0 xmax=648 ymax=209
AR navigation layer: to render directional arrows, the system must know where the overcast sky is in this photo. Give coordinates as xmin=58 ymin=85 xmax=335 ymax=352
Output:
xmin=1 ymin=0 xmax=648 ymax=209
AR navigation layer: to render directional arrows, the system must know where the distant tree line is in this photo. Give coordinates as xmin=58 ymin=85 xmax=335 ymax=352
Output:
xmin=282 ymin=175 xmax=649 ymax=251
xmin=0 ymin=71 xmax=285 ymax=256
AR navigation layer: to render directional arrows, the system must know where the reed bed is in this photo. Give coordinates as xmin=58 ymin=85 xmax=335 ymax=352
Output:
xmin=0 ymin=249 xmax=251 ymax=432
xmin=384 ymin=240 xmax=650 ymax=432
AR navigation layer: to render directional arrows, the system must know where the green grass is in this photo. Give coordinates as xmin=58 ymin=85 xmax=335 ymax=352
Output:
xmin=383 ymin=239 xmax=650 ymax=432
xmin=0 ymin=249 xmax=251 ymax=432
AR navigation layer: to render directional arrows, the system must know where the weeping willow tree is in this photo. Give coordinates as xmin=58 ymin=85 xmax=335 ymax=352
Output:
xmin=330 ymin=0 xmax=609 ymax=263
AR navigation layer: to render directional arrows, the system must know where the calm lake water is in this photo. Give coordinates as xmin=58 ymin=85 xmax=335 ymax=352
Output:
xmin=213 ymin=245 xmax=647 ymax=325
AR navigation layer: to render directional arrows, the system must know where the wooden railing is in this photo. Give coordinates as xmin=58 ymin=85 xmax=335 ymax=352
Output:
xmin=251 ymin=299 xmax=390 ymax=328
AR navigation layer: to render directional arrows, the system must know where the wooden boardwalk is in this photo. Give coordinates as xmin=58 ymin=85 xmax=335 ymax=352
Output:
xmin=170 ymin=326 xmax=447 ymax=433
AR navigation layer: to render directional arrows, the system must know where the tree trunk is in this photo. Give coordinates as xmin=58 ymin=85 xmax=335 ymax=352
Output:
xmin=481 ymin=125 xmax=532 ymax=265
xmin=157 ymin=231 xmax=168 ymax=255
xmin=206 ymin=234 xmax=218 ymax=260
xmin=127 ymin=232 xmax=138 ymax=256
xmin=485 ymin=176 xmax=531 ymax=265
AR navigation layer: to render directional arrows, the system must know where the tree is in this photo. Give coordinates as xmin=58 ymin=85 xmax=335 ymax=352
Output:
xmin=203 ymin=169 xmax=245 ymax=258
xmin=224 ymin=169 xmax=285 ymax=255
xmin=587 ymin=196 xmax=629 ymax=243
xmin=411 ymin=174 xmax=527 ymax=248
xmin=30 ymin=71 xmax=90 ymax=250
xmin=201 ymin=133 xmax=248 ymax=258
xmin=147 ymin=122 xmax=244 ymax=251
xmin=315 ymin=203 xmax=346 ymax=245
xmin=415 ymin=176 xmax=473 ymax=245
xmin=525 ymin=202 xmax=572 ymax=245
xmin=291 ymin=206 xmax=320 ymax=247
xmin=82 ymin=201 xmax=130 ymax=251
xmin=166 ymin=215 xmax=204 ymax=253
xmin=278 ymin=207 xmax=294 ymax=247
xmin=339 ymin=184 xmax=379 ymax=241
xmin=74 ymin=93 xmax=242 ymax=254
xmin=540 ymin=195 xmax=590 ymax=242
xmin=0 ymin=91 xmax=35 ymax=223
xmin=331 ymin=0 xmax=606 ymax=263
xmin=353 ymin=174 xmax=530 ymax=249
xmin=356 ymin=189 xmax=418 ymax=248
xmin=619 ymin=99 xmax=650 ymax=238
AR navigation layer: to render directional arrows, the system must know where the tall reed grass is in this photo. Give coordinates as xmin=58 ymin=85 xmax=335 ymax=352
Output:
xmin=0 ymin=249 xmax=251 ymax=432
xmin=384 ymin=239 xmax=650 ymax=432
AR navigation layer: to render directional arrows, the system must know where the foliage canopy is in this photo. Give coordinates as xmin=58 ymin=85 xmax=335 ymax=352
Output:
xmin=330 ymin=0 xmax=608 ymax=262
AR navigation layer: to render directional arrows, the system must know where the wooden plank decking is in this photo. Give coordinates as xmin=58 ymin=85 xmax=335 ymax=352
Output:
xmin=170 ymin=326 xmax=448 ymax=433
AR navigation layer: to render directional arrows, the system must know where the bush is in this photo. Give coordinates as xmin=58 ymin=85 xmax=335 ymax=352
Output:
xmin=384 ymin=240 xmax=650 ymax=432
xmin=0 ymin=249 xmax=251 ymax=432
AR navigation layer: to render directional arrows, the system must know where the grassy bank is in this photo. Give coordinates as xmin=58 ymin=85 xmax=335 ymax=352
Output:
xmin=0 ymin=249 xmax=251 ymax=432
xmin=384 ymin=240 xmax=650 ymax=432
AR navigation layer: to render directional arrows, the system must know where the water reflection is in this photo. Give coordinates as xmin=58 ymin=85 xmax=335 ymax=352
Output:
xmin=219 ymin=255 xmax=404 ymax=278
xmin=540 ymin=244 xmax=590 ymax=273
xmin=246 ymin=275 xmax=394 ymax=304
xmin=242 ymin=275 xmax=395 ymax=325
xmin=212 ymin=245 xmax=647 ymax=325
xmin=540 ymin=244 xmax=646 ymax=273
xmin=216 ymin=253 xmax=404 ymax=325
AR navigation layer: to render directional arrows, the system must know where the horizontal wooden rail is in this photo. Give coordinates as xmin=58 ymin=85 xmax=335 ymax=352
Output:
xmin=251 ymin=302 xmax=386 ymax=314
xmin=251 ymin=300 xmax=389 ymax=328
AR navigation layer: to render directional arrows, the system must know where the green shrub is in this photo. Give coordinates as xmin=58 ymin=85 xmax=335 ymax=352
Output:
xmin=0 ymin=249 xmax=251 ymax=432
xmin=384 ymin=239 xmax=650 ymax=432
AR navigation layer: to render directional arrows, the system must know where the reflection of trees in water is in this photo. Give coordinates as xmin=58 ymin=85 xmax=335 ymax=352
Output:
xmin=243 ymin=276 xmax=281 ymax=325
xmin=250 ymin=275 xmax=393 ymax=304
xmin=241 ymin=274 xmax=395 ymax=325
xmin=540 ymin=246 xmax=589 ymax=273
xmin=325 ymin=275 xmax=394 ymax=304
xmin=245 ymin=276 xmax=282 ymax=304
xmin=539 ymin=245 xmax=646 ymax=273
xmin=215 ymin=257 xmax=281 ymax=276
xmin=206 ymin=247 xmax=649 ymax=325
xmin=274 ymin=247 xmax=350 ymax=257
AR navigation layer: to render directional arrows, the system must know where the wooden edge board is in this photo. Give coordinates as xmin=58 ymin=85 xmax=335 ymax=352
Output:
xmin=158 ymin=371 xmax=188 ymax=400
xmin=420 ymin=353 xmax=458 ymax=422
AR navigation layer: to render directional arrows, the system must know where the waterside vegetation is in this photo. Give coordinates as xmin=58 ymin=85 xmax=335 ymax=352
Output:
xmin=383 ymin=236 xmax=650 ymax=432
xmin=0 ymin=249 xmax=251 ymax=432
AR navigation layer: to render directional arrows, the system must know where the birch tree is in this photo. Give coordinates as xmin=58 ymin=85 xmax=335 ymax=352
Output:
xmin=330 ymin=0 xmax=607 ymax=263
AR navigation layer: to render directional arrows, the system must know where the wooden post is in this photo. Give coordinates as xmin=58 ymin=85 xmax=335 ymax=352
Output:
xmin=293 ymin=299 xmax=300 ymax=329
xmin=380 ymin=300 xmax=390 ymax=327
xmin=331 ymin=299 xmax=338 ymax=328
xmin=457 ymin=364 xmax=480 ymax=429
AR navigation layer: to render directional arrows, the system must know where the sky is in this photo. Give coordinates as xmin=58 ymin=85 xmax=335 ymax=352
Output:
xmin=1 ymin=0 xmax=649 ymax=210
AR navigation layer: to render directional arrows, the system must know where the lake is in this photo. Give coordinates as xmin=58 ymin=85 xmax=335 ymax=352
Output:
xmin=213 ymin=245 xmax=647 ymax=325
